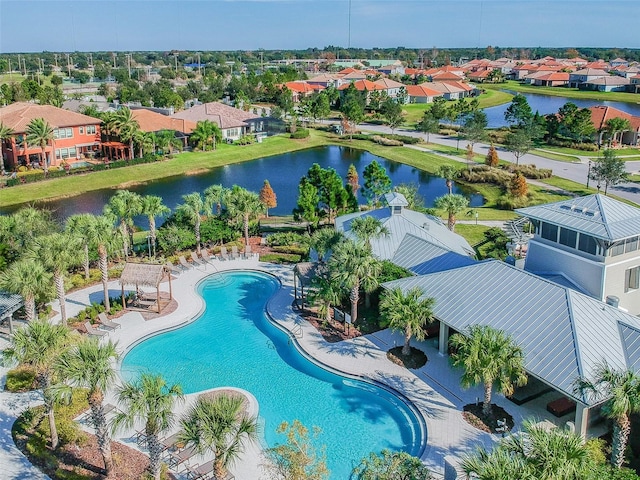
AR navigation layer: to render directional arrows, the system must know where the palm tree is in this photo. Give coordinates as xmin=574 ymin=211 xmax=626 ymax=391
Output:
xmin=65 ymin=213 xmax=95 ymax=280
xmin=140 ymin=195 xmax=170 ymax=257
xmin=380 ymin=287 xmax=435 ymax=356
xmin=86 ymin=215 xmax=122 ymax=313
xmin=450 ymin=325 xmax=527 ymax=417
xmin=134 ymin=130 xmax=155 ymax=157
xmin=2 ymin=320 xmax=72 ymax=449
xmin=114 ymin=107 xmax=139 ymax=160
xmin=309 ymin=276 xmax=343 ymax=324
xmin=104 ymin=189 xmax=142 ymax=259
xmin=434 ymin=194 xmax=469 ymax=232
xmin=204 ymin=184 xmax=227 ymax=216
xmin=190 ymin=120 xmax=222 ymax=151
xmin=0 ymin=122 xmax=15 ymax=175
xmin=604 ymin=117 xmax=632 ymax=148
xmin=0 ymin=258 xmax=52 ymax=322
xmin=350 ymin=216 xmax=390 ymax=251
xmin=436 ymin=165 xmax=460 ymax=195
xmin=224 ymin=185 xmax=265 ymax=247
xmin=177 ymin=192 xmax=207 ymax=255
xmin=155 ymin=129 xmax=182 ymax=156
xmin=329 ymin=240 xmax=379 ymax=323
xmin=6 ymin=206 xmax=58 ymax=256
xmin=179 ymin=394 xmax=259 ymax=479
xmin=26 ymin=117 xmax=54 ymax=173
xmin=30 ymin=232 xmax=80 ymax=325
xmin=310 ymin=228 xmax=343 ymax=263
xmin=112 ymin=374 xmax=184 ymax=480
xmin=574 ymin=362 xmax=640 ymax=468
xmin=56 ymin=338 xmax=119 ymax=475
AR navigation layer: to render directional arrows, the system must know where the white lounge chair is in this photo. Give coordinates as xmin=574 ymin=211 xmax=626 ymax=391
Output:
xmin=231 ymin=245 xmax=240 ymax=259
xmin=84 ymin=321 xmax=107 ymax=338
xmin=243 ymin=245 xmax=253 ymax=259
xmin=166 ymin=260 xmax=184 ymax=275
xmin=98 ymin=312 xmax=120 ymax=330
xmin=219 ymin=246 xmax=230 ymax=261
xmin=184 ymin=459 xmax=214 ymax=480
xmin=201 ymin=249 xmax=216 ymax=265
xmin=190 ymin=251 xmax=206 ymax=268
xmin=179 ymin=255 xmax=192 ymax=269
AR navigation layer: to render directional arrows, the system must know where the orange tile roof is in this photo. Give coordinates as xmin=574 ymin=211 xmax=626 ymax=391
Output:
xmin=337 ymin=79 xmax=385 ymax=91
xmin=535 ymin=72 xmax=570 ymax=81
xmin=589 ymin=106 xmax=640 ymax=132
xmin=338 ymin=67 xmax=358 ymax=75
xmin=443 ymin=81 xmax=474 ymax=91
xmin=171 ymin=102 xmax=259 ymax=129
xmin=431 ymin=71 xmax=465 ymax=81
xmin=405 ymin=85 xmax=444 ymax=98
xmin=131 ymin=109 xmax=197 ymax=134
xmin=283 ymin=81 xmax=322 ymax=94
xmin=0 ymin=102 xmax=101 ymax=133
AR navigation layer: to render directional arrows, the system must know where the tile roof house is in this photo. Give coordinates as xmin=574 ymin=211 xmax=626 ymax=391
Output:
xmin=373 ymin=78 xmax=406 ymax=100
xmin=171 ymin=102 xmax=265 ymax=141
xmin=531 ymin=72 xmax=570 ymax=87
xmin=588 ymin=106 xmax=640 ymax=146
xmin=582 ymin=75 xmax=630 ymax=92
xmin=405 ymin=85 xmax=444 ymax=104
xmin=569 ymin=68 xmax=610 ymax=88
xmin=130 ymin=108 xmax=197 ymax=148
xmin=0 ymin=102 xmax=102 ymax=169
xmin=282 ymin=81 xmax=324 ymax=102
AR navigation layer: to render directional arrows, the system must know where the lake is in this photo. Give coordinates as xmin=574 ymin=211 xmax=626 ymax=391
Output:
xmin=484 ymin=90 xmax=640 ymax=128
xmin=1 ymin=146 xmax=485 ymax=225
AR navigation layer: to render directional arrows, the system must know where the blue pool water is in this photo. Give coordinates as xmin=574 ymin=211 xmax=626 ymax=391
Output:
xmin=121 ymin=271 xmax=424 ymax=478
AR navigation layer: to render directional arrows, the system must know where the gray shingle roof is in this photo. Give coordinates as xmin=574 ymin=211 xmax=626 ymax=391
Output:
xmin=392 ymin=234 xmax=477 ymax=275
xmin=383 ymin=260 xmax=640 ymax=405
xmin=515 ymin=194 xmax=640 ymax=242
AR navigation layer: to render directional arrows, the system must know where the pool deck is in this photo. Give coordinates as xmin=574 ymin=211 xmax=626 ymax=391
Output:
xmin=0 ymin=257 xmax=576 ymax=479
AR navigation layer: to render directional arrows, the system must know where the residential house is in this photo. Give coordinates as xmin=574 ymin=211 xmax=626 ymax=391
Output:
xmin=377 ymin=64 xmax=405 ymax=76
xmin=373 ymin=78 xmax=406 ymax=101
xmin=282 ymin=81 xmax=324 ymax=102
xmin=532 ymin=72 xmax=570 ymax=87
xmin=420 ymin=81 xmax=468 ymax=100
xmin=0 ymin=102 xmax=101 ymax=169
xmin=130 ymin=108 xmax=196 ymax=148
xmin=611 ymin=65 xmax=640 ymax=79
xmin=307 ymin=73 xmax=342 ymax=89
xmin=171 ymin=102 xmax=265 ymax=141
xmin=337 ymin=79 xmax=386 ymax=104
xmin=610 ymin=57 xmax=629 ymax=68
xmin=589 ymin=105 xmax=640 ymax=146
xmin=569 ymin=68 xmax=610 ymax=88
xmin=405 ymin=85 xmax=444 ymax=104
xmin=632 ymin=75 xmax=640 ymax=94
xmin=582 ymin=76 xmax=630 ymax=92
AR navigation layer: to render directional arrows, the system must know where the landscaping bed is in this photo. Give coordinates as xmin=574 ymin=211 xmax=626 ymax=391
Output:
xmin=386 ymin=346 xmax=428 ymax=369
xmin=462 ymin=403 xmax=515 ymax=434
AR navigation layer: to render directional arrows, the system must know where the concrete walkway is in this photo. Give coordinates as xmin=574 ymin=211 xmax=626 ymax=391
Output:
xmin=0 ymin=257 xmax=576 ymax=478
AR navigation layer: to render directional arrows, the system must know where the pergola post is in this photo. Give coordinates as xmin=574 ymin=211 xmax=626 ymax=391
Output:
xmin=156 ymin=285 xmax=161 ymax=313
xmin=167 ymin=267 xmax=173 ymax=300
xmin=121 ymin=283 xmax=126 ymax=310
xmin=438 ymin=322 xmax=449 ymax=355
xmin=574 ymin=403 xmax=590 ymax=440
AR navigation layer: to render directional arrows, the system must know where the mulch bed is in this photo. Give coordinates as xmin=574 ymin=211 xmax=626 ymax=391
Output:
xmin=387 ymin=346 xmax=428 ymax=369
xmin=298 ymin=308 xmax=362 ymax=342
xmin=462 ymin=403 xmax=515 ymax=434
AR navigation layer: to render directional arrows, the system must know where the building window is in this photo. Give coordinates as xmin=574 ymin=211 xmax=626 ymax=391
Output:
xmin=625 ymin=237 xmax=639 ymax=253
xmin=79 ymin=127 xmax=84 ymax=135
xmin=540 ymin=222 xmax=558 ymax=242
xmin=69 ymin=147 xmax=77 ymax=158
xmin=610 ymin=241 xmax=626 ymax=256
xmin=625 ymin=266 xmax=640 ymax=291
xmin=578 ymin=233 xmax=598 ymax=255
xmin=87 ymin=125 xmax=96 ymax=134
xmin=559 ymin=228 xmax=577 ymax=248
xmin=54 ymin=128 xmax=74 ymax=139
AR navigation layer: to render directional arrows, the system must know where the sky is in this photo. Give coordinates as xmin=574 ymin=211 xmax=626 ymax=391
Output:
xmin=0 ymin=0 xmax=638 ymax=53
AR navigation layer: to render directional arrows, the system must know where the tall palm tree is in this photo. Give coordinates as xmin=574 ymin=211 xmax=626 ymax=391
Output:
xmin=350 ymin=216 xmax=390 ymax=251
xmin=574 ymin=362 xmax=640 ymax=468
xmin=2 ymin=320 xmax=73 ymax=449
xmin=30 ymin=232 xmax=80 ymax=325
xmin=154 ymin=129 xmax=182 ymax=156
xmin=224 ymin=185 xmax=265 ymax=247
xmin=329 ymin=240 xmax=379 ymax=323
xmin=176 ymin=192 xmax=207 ymax=255
xmin=309 ymin=276 xmax=343 ymax=324
xmin=112 ymin=374 xmax=184 ymax=480
xmin=190 ymin=120 xmax=222 ymax=151
xmin=179 ymin=394 xmax=259 ymax=479
xmin=65 ymin=213 xmax=95 ymax=280
xmin=5 ymin=207 xmax=58 ymax=259
xmin=434 ymin=193 xmax=469 ymax=232
xmin=56 ymin=338 xmax=119 ymax=476
xmin=380 ymin=287 xmax=435 ymax=356
xmin=310 ymin=228 xmax=343 ymax=263
xmin=0 ymin=122 xmax=15 ymax=175
xmin=26 ymin=117 xmax=54 ymax=173
xmin=204 ymin=184 xmax=227 ymax=216
xmin=140 ymin=195 xmax=170 ymax=257
xmin=104 ymin=189 xmax=142 ymax=259
xmin=604 ymin=117 xmax=632 ymax=148
xmin=114 ymin=107 xmax=139 ymax=160
xmin=436 ymin=165 xmax=460 ymax=195
xmin=0 ymin=258 xmax=52 ymax=322
xmin=134 ymin=130 xmax=155 ymax=157
xmin=86 ymin=215 xmax=122 ymax=313
xmin=450 ymin=325 xmax=527 ymax=417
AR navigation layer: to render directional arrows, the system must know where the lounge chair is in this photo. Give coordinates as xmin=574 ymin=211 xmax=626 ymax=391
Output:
xmin=179 ymin=255 xmax=193 ymax=270
xmin=167 ymin=445 xmax=197 ymax=469
xmin=201 ymin=249 xmax=216 ymax=265
xmin=190 ymin=251 xmax=206 ymax=268
xmin=184 ymin=459 xmax=214 ymax=480
xmin=159 ymin=432 xmax=182 ymax=453
xmin=243 ymin=245 xmax=253 ymax=259
xmin=98 ymin=312 xmax=120 ymax=330
xmin=231 ymin=245 xmax=240 ymax=259
xmin=84 ymin=321 xmax=107 ymax=338
xmin=219 ymin=246 xmax=230 ymax=261
xmin=166 ymin=261 xmax=184 ymax=275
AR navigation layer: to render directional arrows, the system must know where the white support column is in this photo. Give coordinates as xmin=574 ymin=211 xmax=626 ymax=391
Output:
xmin=574 ymin=402 xmax=590 ymax=440
xmin=439 ymin=322 xmax=449 ymax=355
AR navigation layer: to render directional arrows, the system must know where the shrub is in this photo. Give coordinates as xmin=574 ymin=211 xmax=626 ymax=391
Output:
xmin=371 ymin=135 xmax=403 ymax=146
xmin=458 ymin=165 xmax=512 ymax=187
xmin=5 ymin=366 xmax=37 ymax=392
xmin=506 ymin=164 xmax=552 ymax=179
xmin=342 ymin=133 xmax=370 ymax=141
xmin=157 ymin=225 xmax=196 ymax=254
xmin=377 ymin=133 xmax=420 ymax=144
xmin=266 ymin=232 xmax=311 ymax=247
xmin=17 ymin=170 xmax=46 ymax=183
xmin=272 ymin=245 xmax=309 ymax=257
xmin=496 ymin=194 xmax=534 ymax=210
xmin=378 ymin=260 xmax=413 ymax=283
xmin=290 ymin=129 xmax=310 ymax=139
xmin=235 ymin=135 xmax=256 ymax=145
xmin=547 ymin=138 xmax=599 ymax=151
xmin=200 ymin=217 xmax=239 ymax=245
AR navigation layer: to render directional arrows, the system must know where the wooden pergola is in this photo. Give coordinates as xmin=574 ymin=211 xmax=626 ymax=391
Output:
xmin=119 ymin=263 xmax=171 ymax=313
xmin=292 ymin=262 xmax=326 ymax=307
xmin=0 ymin=290 xmax=24 ymax=335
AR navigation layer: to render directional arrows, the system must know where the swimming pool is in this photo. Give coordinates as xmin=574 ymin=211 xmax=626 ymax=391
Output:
xmin=121 ymin=271 xmax=424 ymax=478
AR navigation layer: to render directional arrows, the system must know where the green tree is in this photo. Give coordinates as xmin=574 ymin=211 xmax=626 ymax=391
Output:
xmin=416 ymin=110 xmax=439 ymax=143
xmin=0 ymin=258 xmax=52 ymax=322
xmin=113 ymin=107 xmax=139 ymax=160
xmin=429 ymin=97 xmax=448 ymax=122
xmin=224 ymin=185 xmax=264 ymax=246
xmin=436 ymin=165 xmax=460 ymax=195
xmin=361 ymin=160 xmax=392 ymax=207
xmin=604 ymin=117 xmax=632 ymax=148
xmin=154 ymin=129 xmax=183 ymax=156
xmin=26 ymin=117 xmax=54 ymax=173
xmin=112 ymin=374 xmax=184 ymax=480
xmin=352 ymin=449 xmax=432 ymax=480
xmin=0 ymin=122 xmax=15 ymax=175
xmin=190 ymin=119 xmax=222 ymax=150
xmin=65 ymin=213 xmax=95 ymax=280
xmin=86 ymin=215 xmax=121 ymax=313
xmin=505 ymin=127 xmax=533 ymax=166
xmin=340 ymin=83 xmax=365 ymax=140
xmin=381 ymin=97 xmax=404 ymax=134
xmin=590 ymin=149 xmax=628 ymax=195
xmin=434 ymin=193 xmax=469 ymax=231
xmin=204 ymin=184 xmax=227 ymax=216
xmin=461 ymin=110 xmax=488 ymax=152
xmin=104 ymin=189 xmax=142 ymax=259
xmin=141 ymin=195 xmax=171 ymax=257
xmin=350 ymin=216 xmax=389 ymax=251
xmin=2 ymin=320 xmax=72 ymax=450
xmin=309 ymin=275 xmax=344 ymax=324
xmin=310 ymin=91 xmax=331 ymax=124
xmin=30 ymin=233 xmax=80 ymax=324
xmin=263 ymin=420 xmax=329 ymax=480
xmin=293 ymin=178 xmax=320 ymax=231
xmin=177 ymin=192 xmax=207 ymax=254
xmin=56 ymin=338 xmax=119 ymax=475
xmin=380 ymin=287 xmax=435 ymax=356
xmin=309 ymin=228 xmax=343 ymax=263
xmin=575 ymin=362 xmax=640 ymax=469
xmin=179 ymin=394 xmax=259 ymax=479
xmin=504 ymin=94 xmax=533 ymax=127
xmin=450 ymin=325 xmax=528 ymax=416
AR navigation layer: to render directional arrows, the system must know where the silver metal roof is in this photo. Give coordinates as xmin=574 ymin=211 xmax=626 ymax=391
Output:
xmin=383 ymin=192 xmax=409 ymax=207
xmin=335 ymin=207 xmax=475 ymax=261
xmin=384 ymin=260 xmax=640 ymax=405
xmin=516 ymin=194 xmax=640 ymax=242
xmin=392 ymin=234 xmax=477 ymax=275
xmin=0 ymin=291 xmax=23 ymax=319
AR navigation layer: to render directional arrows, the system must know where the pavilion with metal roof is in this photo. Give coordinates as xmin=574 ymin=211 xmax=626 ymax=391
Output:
xmin=384 ymin=259 xmax=640 ymax=438
xmin=0 ymin=290 xmax=24 ymax=335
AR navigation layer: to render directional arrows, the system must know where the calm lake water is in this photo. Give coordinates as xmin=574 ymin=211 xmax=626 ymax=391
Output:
xmin=484 ymin=90 xmax=640 ymax=128
xmin=1 ymin=146 xmax=484 ymax=225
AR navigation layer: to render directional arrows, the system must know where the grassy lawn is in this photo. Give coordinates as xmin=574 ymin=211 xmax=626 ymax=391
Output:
xmin=530 ymin=149 xmax=580 ymax=163
xmin=483 ymin=80 xmax=640 ymax=104
xmin=455 ymin=224 xmax=492 ymax=246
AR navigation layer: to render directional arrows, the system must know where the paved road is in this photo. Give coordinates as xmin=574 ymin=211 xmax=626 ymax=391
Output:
xmin=359 ymin=123 xmax=640 ymax=205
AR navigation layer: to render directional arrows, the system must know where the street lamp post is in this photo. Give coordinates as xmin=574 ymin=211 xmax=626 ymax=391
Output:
xmin=586 ymin=160 xmax=591 ymax=188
